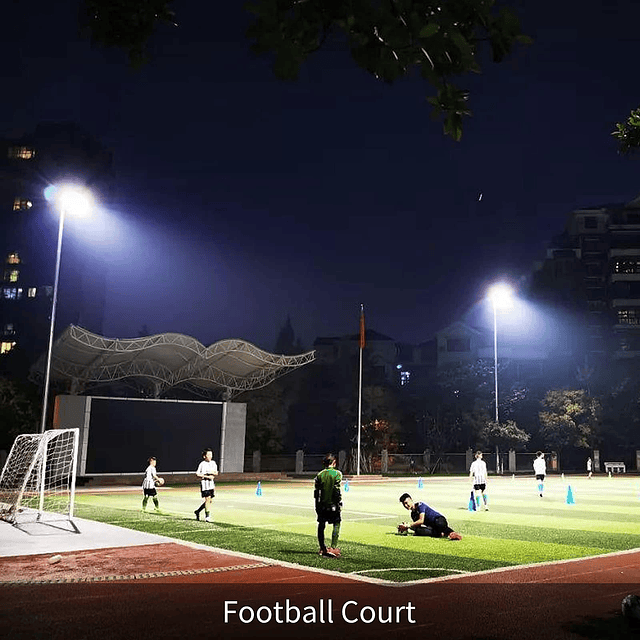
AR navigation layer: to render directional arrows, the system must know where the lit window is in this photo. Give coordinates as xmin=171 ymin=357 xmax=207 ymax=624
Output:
xmin=617 ymin=310 xmax=640 ymax=325
xmin=614 ymin=259 xmax=640 ymax=274
xmin=7 ymin=146 xmax=36 ymax=159
xmin=6 ymin=252 xmax=20 ymax=265
xmin=4 ymin=269 xmax=19 ymax=283
xmin=12 ymin=198 xmax=33 ymax=211
xmin=2 ymin=287 xmax=21 ymax=300
xmin=619 ymin=335 xmax=640 ymax=352
xmin=400 ymin=370 xmax=411 ymax=386
xmin=28 ymin=287 xmax=36 ymax=297
xmin=1 ymin=341 xmax=16 ymax=354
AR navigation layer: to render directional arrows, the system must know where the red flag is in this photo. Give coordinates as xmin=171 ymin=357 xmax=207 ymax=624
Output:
xmin=359 ymin=304 xmax=365 ymax=349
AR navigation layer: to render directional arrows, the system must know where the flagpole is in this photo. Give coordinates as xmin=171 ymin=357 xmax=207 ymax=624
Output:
xmin=357 ymin=304 xmax=365 ymax=476
xmin=357 ymin=342 xmax=363 ymax=476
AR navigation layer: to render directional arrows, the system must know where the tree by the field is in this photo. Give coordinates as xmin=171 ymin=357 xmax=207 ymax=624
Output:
xmin=241 ymin=381 xmax=288 ymax=453
xmin=80 ymin=0 xmax=530 ymax=141
xmin=612 ymin=106 xmax=640 ymax=155
xmin=344 ymin=382 xmax=407 ymax=472
xmin=0 ymin=377 xmax=40 ymax=451
xmin=538 ymin=389 xmax=601 ymax=454
xmin=432 ymin=360 xmax=533 ymax=451
xmin=349 ymin=415 xmax=401 ymax=473
xmin=477 ymin=419 xmax=530 ymax=451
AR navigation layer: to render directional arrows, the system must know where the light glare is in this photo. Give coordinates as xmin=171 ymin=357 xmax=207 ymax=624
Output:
xmin=488 ymin=282 xmax=514 ymax=309
xmin=44 ymin=184 xmax=94 ymax=217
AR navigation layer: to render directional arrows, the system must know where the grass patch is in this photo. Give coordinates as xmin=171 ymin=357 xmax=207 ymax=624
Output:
xmin=74 ymin=474 xmax=640 ymax=583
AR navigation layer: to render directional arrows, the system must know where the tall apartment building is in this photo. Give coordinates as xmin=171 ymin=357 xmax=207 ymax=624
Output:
xmin=530 ymin=194 xmax=640 ymax=364
xmin=0 ymin=122 xmax=114 ymax=370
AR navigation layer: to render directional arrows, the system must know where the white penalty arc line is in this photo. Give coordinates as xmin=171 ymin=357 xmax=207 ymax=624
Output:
xmin=349 ymin=567 xmax=470 ymax=576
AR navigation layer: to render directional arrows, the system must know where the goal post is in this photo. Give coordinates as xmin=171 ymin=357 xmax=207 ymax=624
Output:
xmin=0 ymin=428 xmax=79 ymax=528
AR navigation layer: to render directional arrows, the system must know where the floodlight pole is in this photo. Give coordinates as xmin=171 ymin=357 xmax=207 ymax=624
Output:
xmin=492 ymin=297 xmax=500 ymax=474
xmin=493 ymin=298 xmax=499 ymax=424
xmin=40 ymin=206 xmax=66 ymax=433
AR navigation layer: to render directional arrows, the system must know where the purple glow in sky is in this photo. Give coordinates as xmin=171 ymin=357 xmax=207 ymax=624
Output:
xmin=2 ymin=1 xmax=639 ymax=350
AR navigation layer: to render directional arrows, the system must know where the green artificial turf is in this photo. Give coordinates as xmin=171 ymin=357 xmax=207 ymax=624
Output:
xmin=73 ymin=474 xmax=640 ymax=583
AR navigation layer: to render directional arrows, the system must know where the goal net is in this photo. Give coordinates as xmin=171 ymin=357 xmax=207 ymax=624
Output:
xmin=0 ymin=428 xmax=79 ymax=527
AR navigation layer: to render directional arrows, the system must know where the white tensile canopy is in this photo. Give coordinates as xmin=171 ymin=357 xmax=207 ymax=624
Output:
xmin=31 ymin=325 xmax=315 ymax=399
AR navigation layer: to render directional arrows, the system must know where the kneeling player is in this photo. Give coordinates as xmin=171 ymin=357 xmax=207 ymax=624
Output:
xmin=398 ymin=493 xmax=462 ymax=540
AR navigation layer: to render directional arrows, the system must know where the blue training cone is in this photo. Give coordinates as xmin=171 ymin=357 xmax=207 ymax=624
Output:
xmin=344 ymin=480 xmax=350 ymax=492
xmin=468 ymin=490 xmax=477 ymax=511
xmin=566 ymin=485 xmax=575 ymax=505
xmin=418 ymin=477 xmax=424 ymax=489
xmin=256 ymin=481 xmax=262 ymax=496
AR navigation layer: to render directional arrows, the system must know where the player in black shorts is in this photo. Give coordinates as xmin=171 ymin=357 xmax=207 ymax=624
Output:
xmin=314 ymin=454 xmax=343 ymax=558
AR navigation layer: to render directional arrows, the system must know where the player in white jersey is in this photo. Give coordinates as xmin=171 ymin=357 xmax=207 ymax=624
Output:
xmin=533 ymin=451 xmax=546 ymax=497
xmin=142 ymin=456 xmax=161 ymax=512
xmin=195 ymin=448 xmax=218 ymax=522
xmin=469 ymin=451 xmax=489 ymax=511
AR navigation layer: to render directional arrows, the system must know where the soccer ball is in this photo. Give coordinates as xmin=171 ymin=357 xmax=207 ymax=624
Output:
xmin=155 ymin=477 xmax=165 ymax=486
xmin=622 ymin=594 xmax=640 ymax=626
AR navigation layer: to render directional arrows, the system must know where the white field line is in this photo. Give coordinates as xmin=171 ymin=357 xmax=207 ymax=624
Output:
xmin=350 ymin=567 xmax=469 ymax=575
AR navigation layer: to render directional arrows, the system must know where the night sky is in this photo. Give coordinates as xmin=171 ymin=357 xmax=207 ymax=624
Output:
xmin=2 ymin=0 xmax=639 ymax=351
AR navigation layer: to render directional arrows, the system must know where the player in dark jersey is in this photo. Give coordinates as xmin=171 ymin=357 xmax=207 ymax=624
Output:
xmin=314 ymin=453 xmax=343 ymax=557
xmin=398 ymin=493 xmax=462 ymax=540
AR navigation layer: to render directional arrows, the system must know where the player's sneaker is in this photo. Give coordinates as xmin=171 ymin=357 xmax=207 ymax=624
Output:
xmin=319 ymin=548 xmax=337 ymax=558
xmin=205 ymin=515 xmax=212 ymax=523
xmin=328 ymin=547 xmax=341 ymax=557
xmin=448 ymin=531 xmax=463 ymax=540
xmin=194 ymin=510 xmax=200 ymax=521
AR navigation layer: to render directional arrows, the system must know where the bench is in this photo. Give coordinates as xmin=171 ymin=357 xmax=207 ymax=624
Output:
xmin=604 ymin=461 xmax=626 ymax=474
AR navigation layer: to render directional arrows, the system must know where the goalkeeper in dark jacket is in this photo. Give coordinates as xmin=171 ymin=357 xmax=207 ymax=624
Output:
xmin=398 ymin=493 xmax=462 ymax=540
xmin=314 ymin=453 xmax=343 ymax=558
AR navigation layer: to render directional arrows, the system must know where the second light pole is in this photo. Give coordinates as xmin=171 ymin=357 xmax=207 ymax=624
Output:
xmin=487 ymin=282 xmax=513 ymax=473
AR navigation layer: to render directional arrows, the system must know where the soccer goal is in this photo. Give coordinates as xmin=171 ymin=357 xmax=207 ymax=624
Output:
xmin=0 ymin=428 xmax=79 ymax=529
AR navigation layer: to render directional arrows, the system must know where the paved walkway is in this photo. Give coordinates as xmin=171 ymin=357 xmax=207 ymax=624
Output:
xmin=0 ymin=516 xmax=172 ymax=557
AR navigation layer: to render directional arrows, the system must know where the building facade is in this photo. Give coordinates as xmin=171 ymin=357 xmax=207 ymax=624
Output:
xmin=0 ymin=122 xmax=114 ymax=370
xmin=313 ymin=329 xmax=436 ymax=388
xmin=530 ymin=195 xmax=640 ymax=364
